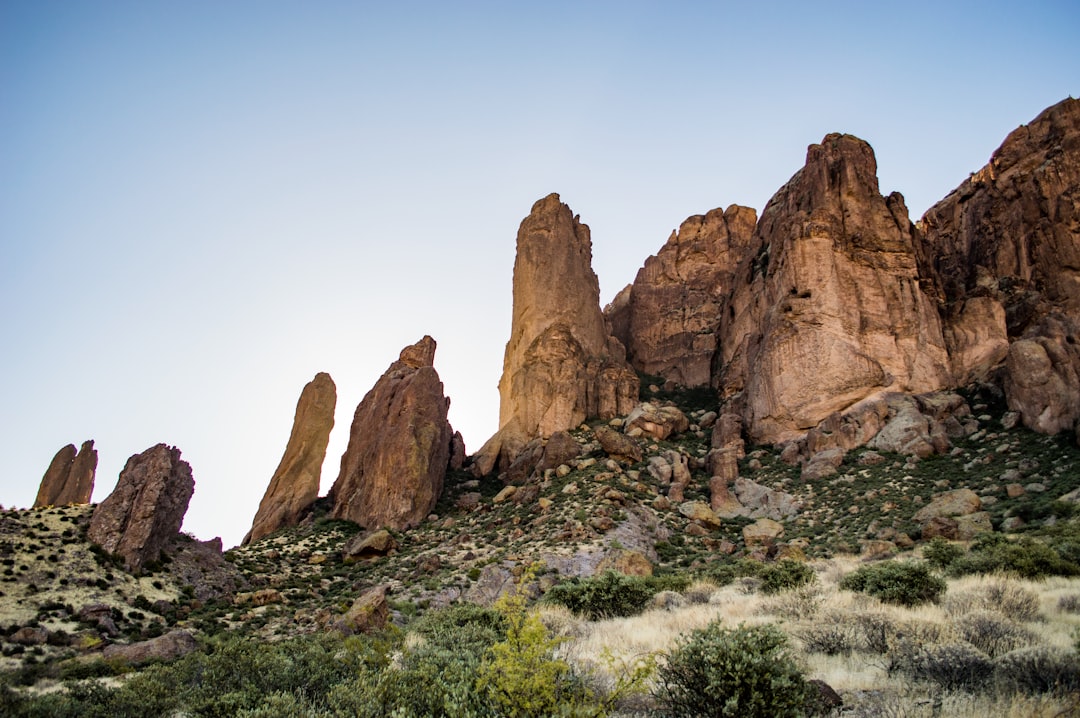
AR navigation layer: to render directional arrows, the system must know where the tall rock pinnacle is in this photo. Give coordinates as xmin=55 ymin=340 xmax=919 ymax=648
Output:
xmin=33 ymin=439 xmax=97 ymax=507
xmin=716 ymin=134 xmax=950 ymax=444
xmin=329 ymin=336 xmax=454 ymax=531
xmin=243 ymin=372 xmax=336 ymax=545
xmin=474 ymin=194 xmax=638 ymax=475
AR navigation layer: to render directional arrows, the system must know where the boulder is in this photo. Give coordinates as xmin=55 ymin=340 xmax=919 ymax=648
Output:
xmin=593 ymin=426 xmax=642 ymax=463
xmin=244 ymin=372 xmax=336 ymax=545
xmin=913 ymin=488 xmax=982 ymax=523
xmin=678 ymin=501 xmax=721 ymax=529
xmin=330 ymin=337 xmax=454 ymax=531
xmin=624 ymin=402 xmax=689 ymax=440
xmin=333 ymin=585 xmax=390 ymax=635
xmin=596 ymin=549 xmax=653 ymax=577
xmin=717 ymin=133 xmax=950 ymax=445
xmin=743 ymin=518 xmax=785 ymax=547
xmin=665 ymin=451 xmax=692 ymax=503
xmin=955 ymin=512 xmax=993 ymax=541
xmin=34 ymin=440 xmax=97 ymax=507
xmin=535 ymin=431 xmax=583 ymax=472
xmin=101 ymin=630 xmax=197 ymax=665
xmin=733 ymin=477 xmax=801 ymax=520
xmin=473 ymin=194 xmax=638 ymax=475
xmin=87 ymin=444 xmax=194 ymax=572
xmin=801 ymin=448 xmax=846 ymax=480
xmin=1004 ymin=323 xmax=1080 ymax=435
xmin=342 ymin=529 xmax=398 ymax=562
xmin=606 ymin=205 xmax=757 ymax=387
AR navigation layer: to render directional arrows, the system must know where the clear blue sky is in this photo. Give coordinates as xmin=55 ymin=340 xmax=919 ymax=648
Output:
xmin=2 ymin=1 xmax=1077 ymax=547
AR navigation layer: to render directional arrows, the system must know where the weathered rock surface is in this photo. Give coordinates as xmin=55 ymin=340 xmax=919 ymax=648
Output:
xmin=717 ymin=133 xmax=950 ymax=445
xmin=624 ymin=402 xmax=689 ymax=440
xmin=244 ymin=372 xmax=336 ymax=545
xmin=743 ymin=518 xmax=784 ymax=547
xmin=912 ymin=488 xmax=982 ymax=523
xmin=606 ymin=205 xmax=757 ymax=387
xmin=34 ymin=440 xmax=97 ymax=507
xmin=330 ymin=337 xmax=454 ymax=531
xmin=87 ymin=444 xmax=194 ymax=572
xmin=101 ymin=630 xmax=197 ymax=665
xmin=593 ymin=426 xmax=642 ymax=463
xmin=474 ymin=194 xmax=638 ymax=475
xmin=342 ymin=529 xmax=398 ymax=562
xmin=333 ymin=585 xmax=390 ymax=635
xmin=918 ymin=98 xmax=1080 ymax=432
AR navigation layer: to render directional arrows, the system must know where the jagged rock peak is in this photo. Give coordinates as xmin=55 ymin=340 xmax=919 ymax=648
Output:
xmin=606 ymin=204 xmax=757 ymax=388
xmin=473 ymin=193 xmax=638 ymax=476
xmin=330 ymin=336 xmax=454 ymax=531
xmin=243 ymin=372 xmax=336 ymax=545
xmin=33 ymin=439 xmax=97 ymax=507
xmin=87 ymin=444 xmax=195 ymax=572
xmin=717 ymin=131 xmax=950 ymax=444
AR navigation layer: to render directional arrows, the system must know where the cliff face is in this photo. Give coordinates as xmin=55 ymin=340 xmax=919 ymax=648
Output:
xmin=473 ymin=194 xmax=638 ymax=475
xmin=917 ymin=98 xmax=1080 ymax=434
xmin=715 ymin=134 xmax=950 ymax=444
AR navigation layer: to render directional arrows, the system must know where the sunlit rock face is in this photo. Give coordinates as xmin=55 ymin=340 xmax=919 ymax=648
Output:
xmin=87 ymin=443 xmax=194 ymax=572
xmin=473 ymin=194 xmax=638 ymax=476
xmin=34 ymin=439 xmax=97 ymax=507
xmin=716 ymin=133 xmax=951 ymax=444
xmin=606 ymin=204 xmax=757 ymax=388
xmin=329 ymin=336 xmax=454 ymax=531
xmin=917 ymin=98 xmax=1080 ymax=434
xmin=243 ymin=372 xmax=336 ymax=545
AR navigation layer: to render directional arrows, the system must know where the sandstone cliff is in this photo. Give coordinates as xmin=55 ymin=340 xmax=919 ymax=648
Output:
xmin=87 ymin=444 xmax=195 ymax=572
xmin=33 ymin=440 xmax=97 ymax=507
xmin=474 ymin=194 xmax=638 ymax=475
xmin=244 ymin=372 xmax=336 ymax=545
xmin=606 ymin=205 xmax=757 ymax=387
xmin=329 ymin=336 xmax=453 ymax=530
xmin=917 ymin=98 xmax=1080 ymax=434
xmin=716 ymin=134 xmax=951 ymax=444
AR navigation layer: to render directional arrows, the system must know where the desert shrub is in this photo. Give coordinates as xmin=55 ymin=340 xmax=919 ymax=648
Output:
xmin=851 ymin=611 xmax=897 ymax=654
xmin=681 ymin=579 xmax=718 ymax=604
xmin=410 ymin=601 xmax=506 ymax=654
xmin=955 ymin=610 xmax=1036 ymax=658
xmin=949 ymin=535 xmax=1080 ymax=579
xmin=894 ymin=641 xmax=995 ymax=692
xmin=1057 ymin=593 xmax=1080 ymax=613
xmin=839 ymin=561 xmax=946 ymax=606
xmin=544 ymin=570 xmax=657 ymax=619
xmin=758 ymin=560 xmax=816 ymax=595
xmin=994 ymin=646 xmax=1080 ymax=695
xmin=764 ymin=585 xmax=823 ymax=620
xmin=944 ymin=579 xmax=1041 ymax=622
xmin=922 ymin=537 xmax=964 ymax=570
xmin=654 ymin=621 xmax=814 ymax=718
xmin=797 ymin=615 xmax=856 ymax=655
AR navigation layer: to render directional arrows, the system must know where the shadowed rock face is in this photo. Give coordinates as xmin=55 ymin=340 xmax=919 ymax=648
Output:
xmin=329 ymin=336 xmax=453 ymax=531
xmin=33 ymin=440 xmax=97 ymax=507
xmin=243 ymin=372 xmax=336 ymax=545
xmin=716 ymin=133 xmax=951 ymax=444
xmin=473 ymin=194 xmax=638 ymax=475
xmin=607 ymin=205 xmax=757 ymax=388
xmin=917 ymin=98 xmax=1080 ymax=433
xmin=87 ymin=444 xmax=194 ymax=572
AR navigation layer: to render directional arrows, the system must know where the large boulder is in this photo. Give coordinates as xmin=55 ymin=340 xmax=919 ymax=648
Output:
xmin=329 ymin=337 xmax=454 ymax=531
xmin=606 ymin=205 xmax=757 ymax=387
xmin=473 ymin=194 xmax=638 ymax=475
xmin=34 ymin=439 xmax=97 ymax=507
xmin=101 ymin=630 xmax=197 ymax=666
xmin=716 ymin=133 xmax=950 ymax=445
xmin=244 ymin=372 xmax=336 ymax=545
xmin=87 ymin=444 xmax=195 ymax=572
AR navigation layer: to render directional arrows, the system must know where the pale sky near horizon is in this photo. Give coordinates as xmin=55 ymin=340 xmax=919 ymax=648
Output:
xmin=2 ymin=1 xmax=1077 ymax=548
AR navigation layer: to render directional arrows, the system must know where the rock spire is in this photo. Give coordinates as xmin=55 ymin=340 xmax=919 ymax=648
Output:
xmin=243 ymin=372 xmax=336 ymax=545
xmin=33 ymin=440 xmax=97 ymax=507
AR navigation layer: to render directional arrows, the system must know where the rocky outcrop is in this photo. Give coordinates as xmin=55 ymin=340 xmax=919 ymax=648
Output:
xmin=473 ymin=194 xmax=638 ymax=476
xmin=33 ymin=440 xmax=97 ymax=507
xmin=329 ymin=336 xmax=454 ymax=531
xmin=917 ymin=98 xmax=1080 ymax=433
xmin=244 ymin=372 xmax=336 ymax=545
xmin=716 ymin=134 xmax=950 ymax=445
xmin=87 ymin=444 xmax=195 ymax=572
xmin=606 ymin=205 xmax=757 ymax=387
xmin=101 ymin=630 xmax=198 ymax=666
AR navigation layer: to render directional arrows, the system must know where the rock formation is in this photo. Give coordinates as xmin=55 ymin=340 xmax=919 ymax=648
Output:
xmin=329 ymin=336 xmax=454 ymax=531
xmin=716 ymin=133 xmax=951 ymax=444
xmin=87 ymin=444 xmax=195 ymax=572
xmin=33 ymin=440 xmax=97 ymax=507
xmin=244 ymin=372 xmax=336 ymax=545
xmin=474 ymin=193 xmax=638 ymax=475
xmin=917 ymin=98 xmax=1080 ymax=434
xmin=606 ymin=205 xmax=757 ymax=387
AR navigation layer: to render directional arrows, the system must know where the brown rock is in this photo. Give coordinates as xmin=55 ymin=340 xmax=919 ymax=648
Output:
xmin=743 ymin=518 xmax=784 ymax=547
xmin=593 ymin=425 xmax=642 ymax=463
xmin=665 ymin=451 xmax=692 ymax=503
xmin=101 ymin=630 xmax=197 ymax=665
xmin=955 ymin=512 xmax=993 ymax=541
xmin=1004 ymin=323 xmax=1080 ymax=435
xmin=330 ymin=336 xmax=453 ymax=531
xmin=709 ymin=473 xmax=745 ymax=518
xmin=333 ymin=585 xmax=390 ymax=635
xmin=717 ymin=134 xmax=950 ymax=444
xmin=733 ymin=477 xmax=801 ymax=520
xmin=607 ymin=205 xmax=757 ymax=387
xmin=34 ymin=440 xmax=97 ymax=507
xmin=244 ymin=373 xmax=336 ymax=545
xmin=921 ymin=516 xmax=959 ymax=540
xmin=535 ymin=431 xmax=583 ymax=472
xmin=87 ymin=444 xmax=194 ymax=572
xmin=801 ymin=448 xmax=846 ymax=480
xmin=342 ymin=529 xmax=398 ymax=562
xmin=11 ymin=626 xmax=49 ymax=645
xmin=1006 ymin=483 xmax=1025 ymax=498
xmin=596 ymin=549 xmax=653 ymax=576
xmin=474 ymin=194 xmax=638 ymax=475
xmin=624 ymin=402 xmax=690 ymax=440
xmin=678 ymin=501 xmax=721 ymax=529
xmin=913 ymin=488 xmax=982 ymax=523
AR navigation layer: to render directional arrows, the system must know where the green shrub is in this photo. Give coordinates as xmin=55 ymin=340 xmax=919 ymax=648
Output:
xmin=544 ymin=571 xmax=658 ymax=619
xmin=839 ymin=561 xmax=946 ymax=606
xmin=993 ymin=646 xmax=1080 ymax=695
xmin=949 ymin=535 xmax=1080 ymax=579
xmin=757 ymin=560 xmax=815 ymax=595
xmin=922 ymin=537 xmax=964 ymax=570
xmin=654 ymin=621 xmax=814 ymax=718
